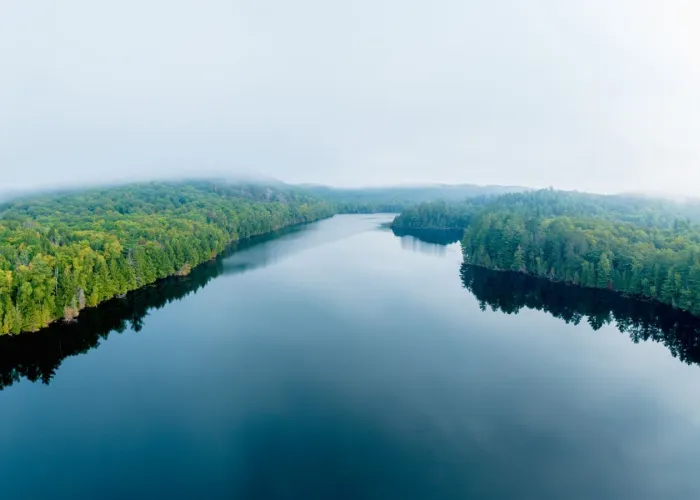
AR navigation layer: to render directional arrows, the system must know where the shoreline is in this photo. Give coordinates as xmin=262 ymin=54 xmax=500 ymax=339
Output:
xmin=4 ymin=215 xmax=333 ymax=337
xmin=462 ymin=261 xmax=698 ymax=318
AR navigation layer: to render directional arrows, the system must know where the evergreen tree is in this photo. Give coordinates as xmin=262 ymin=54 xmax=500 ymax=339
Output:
xmin=597 ymin=253 xmax=612 ymax=289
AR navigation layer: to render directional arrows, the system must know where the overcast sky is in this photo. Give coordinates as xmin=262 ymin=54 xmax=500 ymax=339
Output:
xmin=1 ymin=1 xmax=699 ymax=194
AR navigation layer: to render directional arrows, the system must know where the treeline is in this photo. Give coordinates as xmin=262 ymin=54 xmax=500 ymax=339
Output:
xmin=392 ymin=189 xmax=700 ymax=316
xmin=0 ymin=221 xmax=312 ymax=389
xmin=392 ymin=190 xmax=700 ymax=232
xmin=472 ymin=189 xmax=700 ymax=229
xmin=461 ymin=201 xmax=700 ymax=315
xmin=0 ymin=181 xmax=334 ymax=334
xmin=2 ymin=178 xmax=521 ymax=335
xmin=390 ymin=200 xmax=487 ymax=230
xmin=0 ymin=244 xmax=232 ymax=390
xmin=460 ymin=264 xmax=700 ymax=365
xmin=309 ymin=184 xmax=528 ymax=214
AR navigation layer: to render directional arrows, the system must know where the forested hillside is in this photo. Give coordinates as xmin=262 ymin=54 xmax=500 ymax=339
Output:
xmin=9 ymin=180 xmax=700 ymax=335
xmin=391 ymin=200 xmax=487 ymax=230
xmin=306 ymin=184 xmax=529 ymax=213
xmin=0 ymin=179 xmax=529 ymax=335
xmin=0 ymin=181 xmax=333 ymax=334
xmin=393 ymin=189 xmax=700 ymax=316
xmin=392 ymin=190 xmax=700 ymax=231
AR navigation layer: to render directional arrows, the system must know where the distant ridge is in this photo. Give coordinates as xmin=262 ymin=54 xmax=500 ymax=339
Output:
xmin=1 ymin=179 xmax=532 ymax=205
xmin=617 ymin=190 xmax=700 ymax=203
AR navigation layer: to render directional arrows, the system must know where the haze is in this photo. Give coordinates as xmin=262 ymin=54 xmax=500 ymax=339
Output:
xmin=1 ymin=1 xmax=698 ymax=194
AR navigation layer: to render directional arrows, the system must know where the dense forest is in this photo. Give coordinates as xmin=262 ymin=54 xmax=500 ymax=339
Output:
xmin=393 ymin=190 xmax=700 ymax=231
xmin=460 ymin=265 xmax=700 ymax=365
xmin=8 ymin=180 xmax=700 ymax=335
xmin=0 ymin=181 xmax=334 ymax=334
xmin=0 ymin=256 xmax=223 ymax=390
xmin=393 ymin=189 xmax=700 ymax=317
xmin=0 ymin=179 xmax=535 ymax=335
xmin=391 ymin=200 xmax=486 ymax=230
xmin=0 ymin=227 xmax=292 ymax=390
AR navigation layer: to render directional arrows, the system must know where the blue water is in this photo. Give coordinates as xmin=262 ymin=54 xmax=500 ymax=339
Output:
xmin=1 ymin=214 xmax=699 ymax=500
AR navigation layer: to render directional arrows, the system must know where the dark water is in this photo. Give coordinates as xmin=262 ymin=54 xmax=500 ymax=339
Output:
xmin=2 ymin=215 xmax=700 ymax=500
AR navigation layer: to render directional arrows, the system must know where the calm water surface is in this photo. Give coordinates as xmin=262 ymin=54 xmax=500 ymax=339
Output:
xmin=2 ymin=215 xmax=700 ymax=500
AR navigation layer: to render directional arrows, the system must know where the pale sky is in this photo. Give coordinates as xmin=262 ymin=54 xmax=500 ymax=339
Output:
xmin=1 ymin=1 xmax=699 ymax=193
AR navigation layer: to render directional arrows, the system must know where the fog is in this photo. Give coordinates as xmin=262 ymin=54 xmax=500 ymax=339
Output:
xmin=1 ymin=1 xmax=698 ymax=194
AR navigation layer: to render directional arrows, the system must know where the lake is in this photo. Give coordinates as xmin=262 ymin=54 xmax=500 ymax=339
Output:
xmin=2 ymin=214 xmax=700 ymax=500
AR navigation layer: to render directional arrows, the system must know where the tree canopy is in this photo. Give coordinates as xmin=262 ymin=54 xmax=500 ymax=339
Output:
xmin=393 ymin=189 xmax=700 ymax=316
xmin=0 ymin=181 xmax=334 ymax=334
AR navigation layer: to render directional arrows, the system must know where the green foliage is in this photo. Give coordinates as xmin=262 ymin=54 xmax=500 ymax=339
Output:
xmin=393 ymin=189 xmax=700 ymax=232
xmin=390 ymin=200 xmax=488 ymax=230
xmin=392 ymin=189 xmax=700 ymax=316
xmin=451 ymin=190 xmax=700 ymax=315
xmin=0 ymin=229 xmax=282 ymax=390
xmin=0 ymin=181 xmax=334 ymax=334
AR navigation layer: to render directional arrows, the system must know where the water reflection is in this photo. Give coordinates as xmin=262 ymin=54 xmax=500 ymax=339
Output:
xmin=0 ymin=223 xmax=325 ymax=391
xmin=461 ymin=264 xmax=700 ymax=365
xmin=0 ymin=215 xmax=393 ymax=391
xmin=391 ymin=227 xmax=462 ymax=245
xmin=391 ymin=228 xmax=462 ymax=256
xmin=4 ymin=222 xmax=700 ymax=394
xmin=224 ymin=214 xmax=389 ymax=275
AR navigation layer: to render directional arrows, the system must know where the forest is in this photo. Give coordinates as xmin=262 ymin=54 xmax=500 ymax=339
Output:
xmin=8 ymin=180 xmax=700 ymax=335
xmin=390 ymin=200 xmax=486 ymax=230
xmin=0 ymin=234 xmax=246 ymax=390
xmin=1 ymin=179 xmax=526 ymax=335
xmin=393 ymin=189 xmax=700 ymax=317
xmin=0 ymin=181 xmax=334 ymax=334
